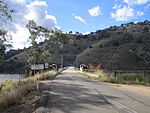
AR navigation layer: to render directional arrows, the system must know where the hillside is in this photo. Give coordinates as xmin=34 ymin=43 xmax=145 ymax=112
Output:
xmin=0 ymin=34 xmax=98 ymax=73
xmin=0 ymin=20 xmax=150 ymax=73
xmin=77 ymin=20 xmax=150 ymax=70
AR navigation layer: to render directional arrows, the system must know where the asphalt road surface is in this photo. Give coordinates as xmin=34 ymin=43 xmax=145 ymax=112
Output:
xmin=35 ymin=67 xmax=150 ymax=113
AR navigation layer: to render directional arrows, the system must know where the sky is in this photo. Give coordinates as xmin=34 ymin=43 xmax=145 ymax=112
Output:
xmin=1 ymin=0 xmax=150 ymax=49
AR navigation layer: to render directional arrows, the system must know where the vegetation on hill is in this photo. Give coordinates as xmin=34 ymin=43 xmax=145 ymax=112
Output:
xmin=1 ymin=20 xmax=150 ymax=73
xmin=77 ymin=20 xmax=150 ymax=70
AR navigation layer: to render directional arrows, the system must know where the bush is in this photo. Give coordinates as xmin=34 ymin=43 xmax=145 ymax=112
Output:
xmin=143 ymin=27 xmax=149 ymax=32
xmin=136 ymin=38 xmax=142 ymax=43
xmin=73 ymin=43 xmax=77 ymax=47
xmin=78 ymin=47 xmax=81 ymax=50
xmin=89 ymin=45 xmax=93 ymax=48
xmin=13 ymin=57 xmax=18 ymax=60
xmin=0 ymin=81 xmax=16 ymax=92
xmin=99 ymin=45 xmax=103 ymax=48
xmin=112 ymin=40 xmax=119 ymax=46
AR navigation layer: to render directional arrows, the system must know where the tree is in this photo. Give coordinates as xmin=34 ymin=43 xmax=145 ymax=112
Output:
xmin=75 ymin=31 xmax=79 ymax=35
xmin=26 ymin=20 xmax=50 ymax=64
xmin=0 ymin=0 xmax=15 ymax=23
xmin=69 ymin=31 xmax=72 ymax=34
xmin=0 ymin=0 xmax=14 ymax=61
xmin=143 ymin=27 xmax=149 ymax=32
xmin=143 ymin=20 xmax=150 ymax=25
xmin=26 ymin=20 xmax=70 ymax=65
xmin=0 ymin=29 xmax=12 ymax=60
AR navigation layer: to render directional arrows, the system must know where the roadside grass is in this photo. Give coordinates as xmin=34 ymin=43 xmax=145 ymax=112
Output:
xmin=0 ymin=71 xmax=57 ymax=111
xmin=39 ymin=71 xmax=58 ymax=80
xmin=80 ymin=70 xmax=150 ymax=86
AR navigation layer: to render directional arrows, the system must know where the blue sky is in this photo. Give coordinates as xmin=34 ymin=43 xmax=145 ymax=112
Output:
xmin=3 ymin=0 xmax=150 ymax=49
xmin=44 ymin=0 xmax=150 ymax=33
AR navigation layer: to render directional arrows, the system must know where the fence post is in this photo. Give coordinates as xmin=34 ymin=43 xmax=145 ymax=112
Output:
xmin=18 ymin=74 xmax=21 ymax=85
xmin=37 ymin=72 xmax=39 ymax=90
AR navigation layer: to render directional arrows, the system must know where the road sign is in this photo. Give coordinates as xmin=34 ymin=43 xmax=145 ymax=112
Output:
xmin=31 ymin=64 xmax=44 ymax=70
xmin=45 ymin=63 xmax=49 ymax=69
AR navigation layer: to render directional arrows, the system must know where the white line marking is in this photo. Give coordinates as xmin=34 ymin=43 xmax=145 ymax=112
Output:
xmin=97 ymin=92 xmax=138 ymax=113
xmin=68 ymin=75 xmax=74 ymax=80
xmin=74 ymin=72 xmax=138 ymax=113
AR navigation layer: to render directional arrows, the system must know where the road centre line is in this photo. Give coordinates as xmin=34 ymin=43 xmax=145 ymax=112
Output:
xmin=70 ymin=73 xmax=138 ymax=113
xmin=77 ymin=75 xmax=137 ymax=113
xmin=95 ymin=89 xmax=138 ymax=113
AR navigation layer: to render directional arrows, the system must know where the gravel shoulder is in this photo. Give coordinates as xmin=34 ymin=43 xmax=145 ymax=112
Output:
xmin=111 ymin=84 xmax=150 ymax=97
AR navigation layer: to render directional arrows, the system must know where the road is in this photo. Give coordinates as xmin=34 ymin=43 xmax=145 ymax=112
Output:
xmin=35 ymin=67 xmax=150 ymax=113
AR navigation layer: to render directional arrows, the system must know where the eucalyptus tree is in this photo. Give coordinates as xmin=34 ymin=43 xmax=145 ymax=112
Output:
xmin=0 ymin=0 xmax=15 ymax=61
xmin=26 ymin=20 xmax=70 ymax=65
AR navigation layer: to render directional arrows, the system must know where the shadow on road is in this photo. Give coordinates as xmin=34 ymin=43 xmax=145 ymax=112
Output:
xmin=45 ymin=78 xmax=120 ymax=113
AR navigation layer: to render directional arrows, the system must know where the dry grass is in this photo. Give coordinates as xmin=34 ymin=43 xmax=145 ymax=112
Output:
xmin=80 ymin=70 xmax=150 ymax=86
xmin=0 ymin=71 xmax=57 ymax=111
xmin=0 ymin=79 xmax=35 ymax=110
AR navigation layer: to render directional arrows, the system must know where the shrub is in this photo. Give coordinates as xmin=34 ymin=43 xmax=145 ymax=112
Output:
xmin=99 ymin=45 xmax=103 ymax=48
xmin=73 ymin=43 xmax=77 ymax=47
xmin=143 ymin=27 xmax=149 ymax=32
xmin=89 ymin=45 xmax=93 ymax=48
xmin=13 ymin=57 xmax=18 ymax=60
xmin=0 ymin=81 xmax=16 ymax=92
xmin=136 ymin=38 xmax=142 ymax=43
xmin=78 ymin=47 xmax=81 ymax=50
xmin=88 ymin=64 xmax=102 ymax=72
xmin=112 ymin=40 xmax=119 ymax=46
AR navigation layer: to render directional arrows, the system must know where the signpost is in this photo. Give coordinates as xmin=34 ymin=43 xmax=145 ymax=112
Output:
xmin=37 ymin=73 xmax=40 ymax=90
xmin=31 ymin=64 xmax=44 ymax=90
xmin=45 ymin=63 xmax=49 ymax=69
xmin=31 ymin=64 xmax=44 ymax=70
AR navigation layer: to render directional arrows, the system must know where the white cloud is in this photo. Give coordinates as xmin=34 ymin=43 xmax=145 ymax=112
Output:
xmin=75 ymin=15 xmax=86 ymax=24
xmin=26 ymin=0 xmax=47 ymax=7
xmin=111 ymin=6 xmax=144 ymax=21
xmin=145 ymin=3 xmax=150 ymax=8
xmin=123 ymin=0 xmax=150 ymax=5
xmin=111 ymin=6 xmax=134 ymax=21
xmin=112 ymin=4 xmax=121 ymax=9
xmin=136 ymin=11 xmax=144 ymax=16
xmin=25 ymin=1 xmax=58 ymax=28
xmin=72 ymin=13 xmax=75 ymax=16
xmin=10 ymin=24 xmax=30 ymax=49
xmin=83 ymin=31 xmax=90 ymax=35
xmin=2 ymin=0 xmax=59 ymax=49
xmin=25 ymin=10 xmax=37 ymax=21
xmin=88 ymin=6 xmax=101 ymax=16
xmin=25 ymin=1 xmax=58 ymax=29
xmin=10 ymin=0 xmax=26 ymax=5
xmin=46 ymin=14 xmax=57 ymax=25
